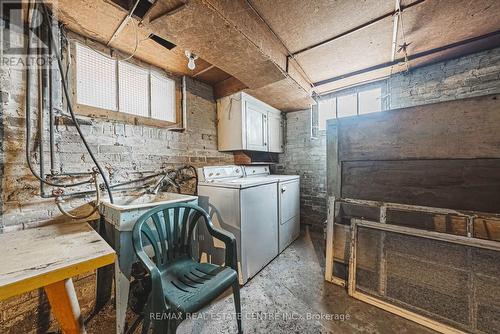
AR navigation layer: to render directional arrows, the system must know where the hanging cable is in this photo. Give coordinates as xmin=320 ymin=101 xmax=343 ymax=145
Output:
xmin=40 ymin=4 xmax=115 ymax=203
xmin=54 ymin=173 xmax=101 ymax=219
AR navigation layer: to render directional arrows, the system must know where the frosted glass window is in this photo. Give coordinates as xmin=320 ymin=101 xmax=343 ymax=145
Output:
xmin=75 ymin=42 xmax=177 ymax=124
xmin=359 ymin=88 xmax=382 ymax=115
xmin=118 ymin=61 xmax=150 ymax=117
xmin=318 ymin=98 xmax=336 ymax=130
xmin=75 ymin=44 xmax=117 ymax=111
xmin=150 ymin=72 xmax=176 ymax=122
xmin=337 ymin=94 xmax=357 ymax=118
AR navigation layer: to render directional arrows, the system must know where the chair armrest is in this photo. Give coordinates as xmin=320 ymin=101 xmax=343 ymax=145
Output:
xmin=133 ymin=246 xmax=166 ymax=311
xmin=203 ymin=218 xmax=238 ymax=271
xmin=134 ymin=247 xmax=162 ymax=278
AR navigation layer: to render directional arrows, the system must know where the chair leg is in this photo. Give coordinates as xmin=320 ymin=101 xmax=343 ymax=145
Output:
xmin=168 ymin=319 xmax=179 ymax=334
xmin=232 ymin=281 xmax=243 ymax=334
xmin=142 ymin=303 xmax=151 ymax=334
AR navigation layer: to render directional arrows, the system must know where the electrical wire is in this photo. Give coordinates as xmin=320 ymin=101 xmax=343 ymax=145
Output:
xmin=41 ymin=4 xmax=115 ymax=203
xmin=59 ymin=0 xmax=146 ymax=64
xmin=114 ymin=18 xmax=140 ymax=62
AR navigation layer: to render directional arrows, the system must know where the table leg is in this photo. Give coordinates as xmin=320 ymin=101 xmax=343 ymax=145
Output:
xmin=95 ymin=216 xmax=114 ymax=313
xmin=44 ymin=278 xmax=86 ymax=334
xmin=115 ymin=231 xmax=134 ymax=334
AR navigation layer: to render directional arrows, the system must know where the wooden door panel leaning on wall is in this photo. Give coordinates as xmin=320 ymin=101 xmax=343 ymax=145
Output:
xmin=326 ymin=93 xmax=500 ymax=279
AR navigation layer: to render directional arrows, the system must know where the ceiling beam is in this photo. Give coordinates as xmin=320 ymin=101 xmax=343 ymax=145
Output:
xmin=314 ymin=29 xmax=500 ymax=87
xmin=245 ymin=0 xmax=314 ymax=89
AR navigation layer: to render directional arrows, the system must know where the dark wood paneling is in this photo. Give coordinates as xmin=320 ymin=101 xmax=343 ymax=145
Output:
xmin=338 ymin=94 xmax=500 ymax=161
xmin=342 ymin=159 xmax=500 ymax=213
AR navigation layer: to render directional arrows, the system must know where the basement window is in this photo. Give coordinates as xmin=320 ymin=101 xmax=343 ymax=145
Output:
xmin=74 ymin=42 xmax=177 ymax=125
xmin=118 ymin=61 xmax=150 ymax=117
xmin=75 ymin=43 xmax=118 ymax=111
xmin=316 ymin=81 xmax=386 ymax=131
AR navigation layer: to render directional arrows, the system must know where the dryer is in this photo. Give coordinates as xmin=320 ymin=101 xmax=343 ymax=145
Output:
xmin=197 ymin=165 xmax=279 ymax=284
xmin=244 ymin=166 xmax=300 ymax=253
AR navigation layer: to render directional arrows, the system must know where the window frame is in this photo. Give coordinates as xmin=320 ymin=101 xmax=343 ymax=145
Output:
xmin=70 ymin=41 xmax=181 ymax=128
xmin=316 ymin=80 xmax=388 ymax=133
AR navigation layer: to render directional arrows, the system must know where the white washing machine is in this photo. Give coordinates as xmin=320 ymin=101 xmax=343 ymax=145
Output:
xmin=197 ymin=165 xmax=279 ymax=284
xmin=244 ymin=166 xmax=300 ymax=253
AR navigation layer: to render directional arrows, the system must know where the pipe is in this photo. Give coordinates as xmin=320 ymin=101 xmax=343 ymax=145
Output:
xmin=55 ymin=175 xmax=101 ymax=219
xmin=48 ymin=19 xmax=56 ymax=174
xmin=25 ymin=2 xmax=94 ymax=189
xmin=38 ymin=19 xmax=46 ymax=196
xmin=182 ymin=75 xmax=187 ymax=129
xmin=109 ymin=172 xmax=165 ymax=188
xmin=41 ymin=4 xmax=115 ymax=203
xmin=391 ymin=0 xmax=401 ymax=62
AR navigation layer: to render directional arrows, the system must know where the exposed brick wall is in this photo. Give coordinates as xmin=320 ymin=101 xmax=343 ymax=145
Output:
xmin=0 ymin=25 xmax=233 ymax=332
xmin=276 ymin=110 xmax=327 ymax=230
xmin=390 ymin=47 xmax=500 ymax=108
xmin=279 ymin=46 xmax=500 ymax=232
xmin=1 ymin=53 xmax=233 ymax=229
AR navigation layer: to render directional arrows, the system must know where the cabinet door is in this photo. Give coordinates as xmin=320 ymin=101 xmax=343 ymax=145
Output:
xmin=268 ymin=112 xmax=283 ymax=153
xmin=245 ymin=101 xmax=268 ymax=151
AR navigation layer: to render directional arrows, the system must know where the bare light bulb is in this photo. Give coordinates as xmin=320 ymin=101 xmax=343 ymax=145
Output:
xmin=188 ymin=57 xmax=196 ymax=70
xmin=185 ymin=50 xmax=198 ymax=71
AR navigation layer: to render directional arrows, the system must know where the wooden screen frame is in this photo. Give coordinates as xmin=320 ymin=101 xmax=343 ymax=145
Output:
xmin=347 ymin=218 xmax=500 ymax=334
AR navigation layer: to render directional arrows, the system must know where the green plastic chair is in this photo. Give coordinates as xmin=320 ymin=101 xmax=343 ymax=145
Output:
xmin=132 ymin=202 xmax=242 ymax=334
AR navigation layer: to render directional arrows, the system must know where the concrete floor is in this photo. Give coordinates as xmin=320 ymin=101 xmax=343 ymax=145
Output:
xmin=87 ymin=228 xmax=434 ymax=333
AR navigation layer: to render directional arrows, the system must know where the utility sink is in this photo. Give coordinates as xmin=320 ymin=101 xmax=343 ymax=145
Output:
xmin=99 ymin=192 xmax=198 ymax=231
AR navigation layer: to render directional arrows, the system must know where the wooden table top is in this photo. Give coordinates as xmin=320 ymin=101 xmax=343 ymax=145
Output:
xmin=0 ymin=222 xmax=115 ymax=300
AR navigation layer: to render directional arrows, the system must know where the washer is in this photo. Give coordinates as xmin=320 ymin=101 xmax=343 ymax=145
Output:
xmin=244 ymin=166 xmax=300 ymax=253
xmin=197 ymin=165 xmax=279 ymax=284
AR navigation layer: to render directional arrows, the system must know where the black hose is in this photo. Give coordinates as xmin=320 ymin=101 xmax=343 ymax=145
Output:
xmin=24 ymin=2 xmax=93 ymax=188
xmin=41 ymin=4 xmax=114 ymax=203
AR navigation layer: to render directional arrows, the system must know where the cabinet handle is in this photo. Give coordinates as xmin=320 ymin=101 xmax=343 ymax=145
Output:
xmin=281 ymin=187 xmax=286 ymax=193
xmin=264 ymin=142 xmax=267 ymax=146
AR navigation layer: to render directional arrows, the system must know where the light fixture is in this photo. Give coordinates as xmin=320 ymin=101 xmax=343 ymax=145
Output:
xmin=185 ymin=50 xmax=198 ymax=70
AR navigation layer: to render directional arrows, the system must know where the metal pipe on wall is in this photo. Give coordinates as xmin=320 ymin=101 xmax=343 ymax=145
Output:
xmin=391 ymin=0 xmax=401 ymax=62
xmin=48 ymin=19 xmax=56 ymax=175
xmin=24 ymin=3 xmax=94 ymax=189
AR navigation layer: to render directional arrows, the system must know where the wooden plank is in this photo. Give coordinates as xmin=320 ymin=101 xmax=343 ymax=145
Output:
xmin=347 ymin=219 xmax=358 ymax=296
xmin=342 ymin=159 xmax=500 ymax=213
xmin=351 ymin=291 xmax=467 ymax=334
xmin=352 ymin=219 xmax=500 ymax=252
xmin=326 ymin=119 xmax=341 ymax=197
xmin=44 ymin=279 xmax=86 ymax=334
xmin=325 ymin=119 xmax=344 ymax=285
xmin=0 ymin=223 xmax=115 ymax=301
xmin=337 ymin=94 xmax=500 ymax=161
xmin=338 ymin=197 xmax=500 ymax=220
xmin=325 ymin=196 xmax=335 ymax=281
xmin=474 ymin=218 xmax=500 ymax=241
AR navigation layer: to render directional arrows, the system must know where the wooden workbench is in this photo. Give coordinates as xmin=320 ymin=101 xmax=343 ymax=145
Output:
xmin=0 ymin=222 xmax=115 ymax=334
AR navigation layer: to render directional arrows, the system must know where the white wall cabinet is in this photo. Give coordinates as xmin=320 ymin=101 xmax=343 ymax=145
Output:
xmin=217 ymin=92 xmax=284 ymax=153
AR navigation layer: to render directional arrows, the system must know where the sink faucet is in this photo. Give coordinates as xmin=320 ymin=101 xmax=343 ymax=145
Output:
xmin=149 ymin=173 xmax=180 ymax=194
